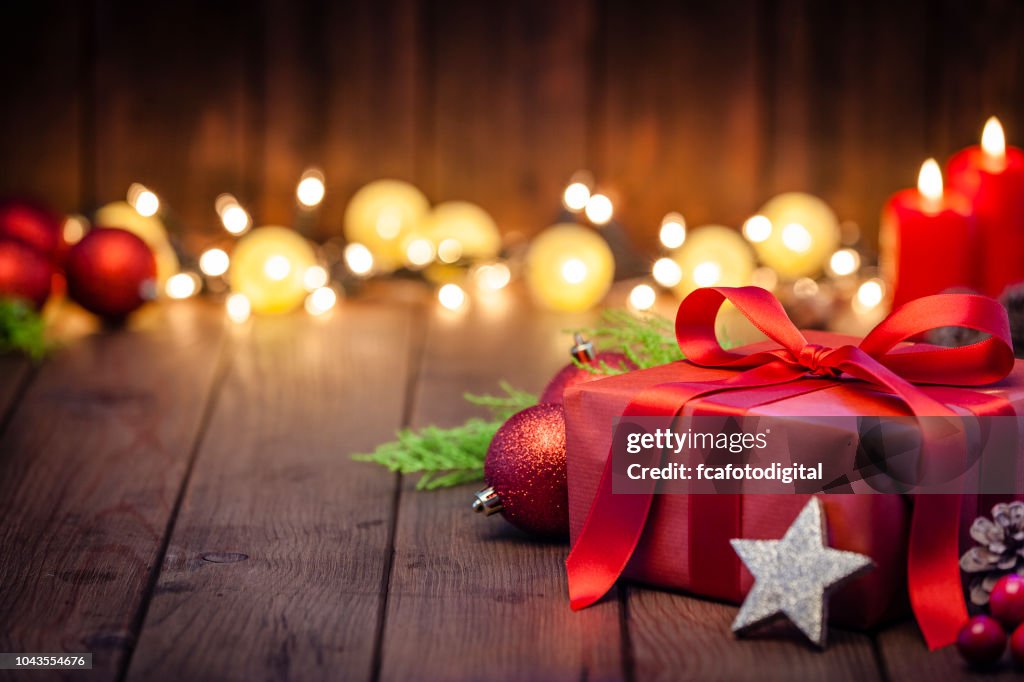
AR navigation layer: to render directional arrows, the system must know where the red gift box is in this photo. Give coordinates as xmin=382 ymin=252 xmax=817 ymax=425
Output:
xmin=564 ymin=287 xmax=1022 ymax=649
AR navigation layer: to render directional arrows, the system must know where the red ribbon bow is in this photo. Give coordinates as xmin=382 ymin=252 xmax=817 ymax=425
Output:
xmin=566 ymin=286 xmax=1015 ymax=649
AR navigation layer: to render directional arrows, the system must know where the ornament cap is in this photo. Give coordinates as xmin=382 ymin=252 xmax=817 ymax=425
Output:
xmin=571 ymin=333 xmax=595 ymax=363
xmin=471 ymin=486 xmax=503 ymax=516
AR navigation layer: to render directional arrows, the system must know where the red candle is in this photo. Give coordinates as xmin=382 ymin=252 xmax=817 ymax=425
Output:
xmin=947 ymin=117 xmax=1024 ymax=297
xmin=881 ymin=159 xmax=976 ymax=308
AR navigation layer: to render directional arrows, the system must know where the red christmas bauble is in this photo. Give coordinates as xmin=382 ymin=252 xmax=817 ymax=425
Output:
xmin=66 ymin=228 xmax=156 ymax=319
xmin=539 ymin=351 xmax=636 ymax=404
xmin=991 ymin=575 xmax=1024 ymax=630
xmin=956 ymin=615 xmax=1006 ymax=667
xmin=1011 ymin=623 xmax=1024 ymax=665
xmin=0 ymin=199 xmax=65 ymax=261
xmin=484 ymin=403 xmax=568 ymax=538
xmin=0 ymin=239 xmax=52 ymax=308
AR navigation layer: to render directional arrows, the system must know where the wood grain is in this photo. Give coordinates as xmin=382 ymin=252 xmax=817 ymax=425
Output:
xmin=877 ymin=621 xmax=1021 ymax=680
xmin=0 ymin=357 xmax=31 ymax=425
xmin=628 ymin=588 xmax=881 ymax=682
xmin=124 ymin=301 xmax=417 ymax=681
xmin=0 ymin=302 xmax=226 ymax=681
xmin=376 ymin=290 xmax=624 ymax=682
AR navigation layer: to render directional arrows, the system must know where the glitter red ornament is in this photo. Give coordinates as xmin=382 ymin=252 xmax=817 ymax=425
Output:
xmin=0 ymin=199 xmax=65 ymax=262
xmin=0 ymin=239 xmax=52 ymax=308
xmin=66 ymin=227 xmax=156 ymax=320
xmin=990 ymin=575 xmax=1024 ymax=630
xmin=956 ymin=615 xmax=1007 ymax=667
xmin=539 ymin=334 xmax=636 ymax=404
xmin=473 ymin=403 xmax=568 ymax=538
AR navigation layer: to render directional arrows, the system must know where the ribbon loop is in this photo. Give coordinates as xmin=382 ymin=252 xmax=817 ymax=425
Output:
xmin=797 ymin=343 xmax=841 ymax=377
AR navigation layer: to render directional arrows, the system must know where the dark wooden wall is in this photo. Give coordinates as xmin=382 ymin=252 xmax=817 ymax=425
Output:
xmin=1 ymin=0 xmax=1022 ymax=251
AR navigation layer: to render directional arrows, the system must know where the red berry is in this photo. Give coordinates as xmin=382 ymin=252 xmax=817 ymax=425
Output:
xmin=956 ymin=615 xmax=1006 ymax=667
xmin=991 ymin=575 xmax=1024 ymax=630
xmin=1011 ymin=624 xmax=1024 ymax=666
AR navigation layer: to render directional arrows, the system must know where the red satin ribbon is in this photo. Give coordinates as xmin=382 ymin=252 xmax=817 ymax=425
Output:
xmin=566 ymin=286 xmax=1015 ymax=650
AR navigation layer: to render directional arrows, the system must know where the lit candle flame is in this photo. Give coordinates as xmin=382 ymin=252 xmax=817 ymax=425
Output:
xmin=917 ymin=158 xmax=943 ymax=202
xmin=982 ymin=116 xmax=1006 ymax=161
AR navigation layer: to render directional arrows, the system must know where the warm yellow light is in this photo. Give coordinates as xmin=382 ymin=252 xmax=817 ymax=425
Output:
xmin=692 ymin=261 xmax=722 ymax=287
xmin=751 ymin=267 xmax=778 ymax=291
xmin=405 ymin=238 xmax=435 ymax=267
xmin=422 ymin=202 xmax=501 ymax=261
xmin=561 ymin=258 xmax=588 ymax=284
xmin=629 ymin=284 xmax=657 ymax=311
xmin=303 ymin=264 xmax=329 ymax=291
xmin=781 ymin=223 xmax=812 ymax=253
xmin=563 ymin=182 xmax=591 ymax=212
xmin=652 ymin=257 xmax=683 ymax=287
xmin=226 ymin=292 xmax=251 ymax=323
xmin=344 ymin=179 xmax=429 ymax=272
xmin=222 ymin=204 xmax=251 ymax=235
xmin=793 ymin=277 xmax=819 ymax=298
xmin=584 ymin=194 xmax=613 ymax=225
xmin=437 ymin=238 xmax=463 ymax=264
xmin=296 ymin=169 xmax=326 ymax=207
xmin=375 ymin=208 xmax=402 ymax=239
xmin=165 ymin=272 xmax=200 ymax=299
xmin=63 ymin=215 xmax=87 ymax=245
xmin=304 ymin=286 xmax=337 ymax=316
xmin=128 ymin=183 xmax=159 ymax=217
xmin=917 ymin=158 xmax=943 ymax=201
xmin=344 ymin=243 xmax=374 ymax=276
xmin=982 ymin=116 xmax=1006 ymax=160
xmin=854 ymin=278 xmax=886 ymax=313
xmin=659 ymin=213 xmax=687 ymax=249
xmin=263 ymin=254 xmax=292 ymax=281
xmin=199 ymin=248 xmax=230 ymax=277
xmin=475 ymin=262 xmax=511 ymax=291
xmin=438 ymin=283 xmax=466 ymax=311
xmin=743 ymin=215 xmax=772 ymax=243
xmin=828 ymin=248 xmax=860 ymax=277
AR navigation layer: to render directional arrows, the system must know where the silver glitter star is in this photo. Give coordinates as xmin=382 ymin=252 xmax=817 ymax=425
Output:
xmin=730 ymin=498 xmax=874 ymax=647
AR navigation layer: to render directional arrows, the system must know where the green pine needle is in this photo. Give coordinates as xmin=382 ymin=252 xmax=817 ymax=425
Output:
xmin=0 ymin=298 xmax=47 ymax=360
xmin=568 ymin=308 xmax=682 ymax=373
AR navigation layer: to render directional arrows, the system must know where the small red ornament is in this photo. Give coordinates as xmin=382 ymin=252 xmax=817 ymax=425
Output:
xmin=1011 ymin=623 xmax=1024 ymax=666
xmin=991 ymin=575 xmax=1024 ymax=630
xmin=473 ymin=403 xmax=568 ymax=538
xmin=0 ymin=239 xmax=52 ymax=308
xmin=66 ymin=227 xmax=156 ymax=319
xmin=956 ymin=615 xmax=1007 ymax=667
xmin=0 ymin=199 xmax=65 ymax=261
xmin=539 ymin=334 xmax=637 ymax=404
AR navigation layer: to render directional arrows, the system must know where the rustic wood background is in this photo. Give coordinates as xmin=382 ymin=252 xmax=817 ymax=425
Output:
xmin=1 ymin=0 xmax=1022 ymax=251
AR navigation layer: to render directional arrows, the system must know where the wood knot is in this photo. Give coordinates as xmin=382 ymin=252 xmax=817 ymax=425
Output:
xmin=201 ymin=552 xmax=249 ymax=564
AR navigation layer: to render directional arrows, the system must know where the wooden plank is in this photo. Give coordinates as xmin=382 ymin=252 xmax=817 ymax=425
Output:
xmin=125 ymin=300 xmax=417 ymax=681
xmin=877 ymin=621 xmax=1020 ymax=680
xmin=0 ymin=356 xmax=31 ymax=424
xmin=628 ymin=588 xmax=881 ymax=681
xmin=598 ymin=0 xmax=763 ymax=244
xmin=423 ymin=0 xmax=593 ymax=238
xmin=0 ymin=300 xmax=226 ymax=680
xmin=257 ymin=0 xmax=421 ymax=240
xmin=377 ymin=291 xmax=623 ymax=682
xmin=92 ymin=0 xmax=254 ymax=238
xmin=0 ymin=1 xmax=85 ymax=211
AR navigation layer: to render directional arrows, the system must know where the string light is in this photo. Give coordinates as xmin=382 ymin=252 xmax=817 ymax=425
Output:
xmin=405 ymin=238 xmax=435 ymax=267
xmin=438 ymin=283 xmax=466 ymax=310
xmin=263 ymin=255 xmax=292 ymax=281
xmin=781 ymin=223 xmax=812 ymax=253
xmin=128 ymin=183 xmax=159 ymax=217
xmin=225 ymin=292 xmax=251 ymax=323
xmin=793 ymin=277 xmax=819 ymax=298
xmin=853 ymin=278 xmax=886 ymax=313
xmin=216 ymin=194 xmax=251 ymax=235
xmin=304 ymin=286 xmax=337 ymax=316
xmin=628 ymin=284 xmax=657 ymax=311
xmin=659 ymin=213 xmax=686 ymax=249
xmin=651 ymin=257 xmax=682 ymax=288
xmin=344 ymin=243 xmax=374 ymax=276
xmin=561 ymin=258 xmax=588 ymax=284
xmin=743 ymin=215 xmax=772 ymax=243
xmin=692 ymin=261 xmax=722 ymax=287
xmin=303 ymin=264 xmax=329 ymax=291
xmin=474 ymin=262 xmax=511 ymax=291
xmin=199 ymin=248 xmax=230 ymax=277
xmin=165 ymin=272 xmax=200 ymax=300
xmin=584 ymin=193 xmax=613 ymax=225
xmin=63 ymin=216 xmax=87 ymax=245
xmin=437 ymin=238 xmax=463 ymax=264
xmin=296 ymin=169 xmax=326 ymax=207
xmin=828 ymin=248 xmax=860 ymax=277
xmin=563 ymin=182 xmax=591 ymax=212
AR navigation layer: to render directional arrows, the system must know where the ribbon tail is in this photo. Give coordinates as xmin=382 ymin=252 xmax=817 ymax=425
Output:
xmin=908 ymin=494 xmax=968 ymax=649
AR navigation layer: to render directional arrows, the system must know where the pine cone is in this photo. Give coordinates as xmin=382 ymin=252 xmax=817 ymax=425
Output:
xmin=1000 ymin=282 xmax=1024 ymax=358
xmin=960 ymin=501 xmax=1024 ymax=605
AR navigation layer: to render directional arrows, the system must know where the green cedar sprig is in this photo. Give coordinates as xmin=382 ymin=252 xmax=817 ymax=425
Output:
xmin=0 ymin=299 xmax=47 ymax=360
xmin=568 ymin=308 xmax=682 ymax=373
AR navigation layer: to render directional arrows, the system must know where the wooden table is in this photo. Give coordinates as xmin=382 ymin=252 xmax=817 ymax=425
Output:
xmin=0 ymin=285 xmax=1015 ymax=681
